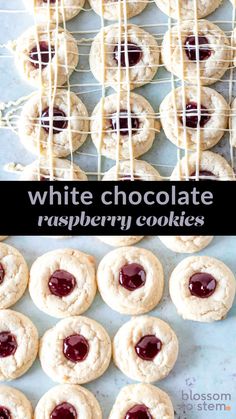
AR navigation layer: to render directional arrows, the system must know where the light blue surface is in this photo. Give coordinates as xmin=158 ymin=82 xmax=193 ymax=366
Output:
xmin=0 ymin=0 xmax=235 ymax=179
xmin=1 ymin=235 xmax=236 ymax=418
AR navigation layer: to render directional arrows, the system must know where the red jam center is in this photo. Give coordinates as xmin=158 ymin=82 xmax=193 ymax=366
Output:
xmin=0 ymin=332 xmax=17 ymax=358
xmin=114 ymin=43 xmax=142 ymax=67
xmin=181 ymin=102 xmax=210 ymax=128
xmin=50 ymin=402 xmax=77 ymax=419
xmin=41 ymin=107 xmax=68 ymax=134
xmin=125 ymin=405 xmax=152 ymax=419
xmin=191 ymin=170 xmax=215 ymax=180
xmin=135 ymin=335 xmax=162 ymax=361
xmin=48 ymin=270 xmax=76 ymax=298
xmin=63 ymin=334 xmax=89 ymax=362
xmin=0 ymin=263 xmax=5 ymax=285
xmin=0 ymin=406 xmax=11 ymax=419
xmin=29 ymin=41 xmax=55 ymax=69
xmin=119 ymin=263 xmax=146 ymax=291
xmin=184 ymin=35 xmax=212 ymax=61
xmin=110 ymin=109 xmax=139 ymax=136
xmin=189 ymin=272 xmax=217 ymax=298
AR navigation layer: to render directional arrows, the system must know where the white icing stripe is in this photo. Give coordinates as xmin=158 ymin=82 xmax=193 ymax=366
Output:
xmin=229 ymin=5 xmax=236 ymax=169
xmin=123 ymin=12 xmax=134 ymax=181
xmin=96 ymin=0 xmax=106 ymax=181
xmin=175 ymin=0 xmax=189 ymax=180
xmin=33 ymin=0 xmax=43 ymax=180
xmin=115 ymin=0 xmax=122 ymax=180
xmin=60 ymin=0 xmax=74 ymax=180
xmin=193 ymin=0 xmax=201 ymax=180
xmin=167 ymin=5 xmax=181 ymax=179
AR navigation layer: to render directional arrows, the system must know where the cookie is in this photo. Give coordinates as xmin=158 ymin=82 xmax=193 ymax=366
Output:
xmin=0 ymin=310 xmax=38 ymax=381
xmin=230 ymin=97 xmax=236 ymax=147
xmin=109 ymin=383 xmax=174 ymax=419
xmin=159 ymin=236 xmax=213 ymax=253
xmin=39 ymin=316 xmax=111 ymax=384
xmin=0 ymin=237 xmax=7 ymax=241
xmin=97 ymin=247 xmax=164 ymax=315
xmin=89 ymin=0 xmax=148 ymax=20
xmin=96 ymin=236 xmax=144 ymax=247
xmin=24 ymin=0 xmax=85 ymax=23
xmin=0 ymin=243 xmax=29 ymax=309
xmin=20 ymin=158 xmax=87 ymax=180
xmin=12 ymin=25 xmax=78 ymax=87
xmin=162 ymin=20 xmax=230 ymax=85
xmin=102 ymin=159 xmax=162 ymax=180
xmin=18 ymin=90 xmax=88 ymax=158
xmin=91 ymin=93 xmax=159 ymax=160
xmin=90 ymin=24 xmax=159 ymax=90
xmin=160 ymin=87 xmax=229 ymax=151
xmin=35 ymin=384 xmax=102 ymax=419
xmin=29 ymin=249 xmax=96 ymax=318
xmin=0 ymin=386 xmax=33 ymax=419
xmin=169 ymin=256 xmax=236 ymax=322
xmin=171 ymin=151 xmax=235 ymax=180
xmin=113 ymin=316 xmax=178 ymax=382
xmin=154 ymin=0 xmax=221 ymax=20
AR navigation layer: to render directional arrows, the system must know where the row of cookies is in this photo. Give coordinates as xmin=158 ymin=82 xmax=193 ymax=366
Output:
xmin=16 ymin=87 xmax=236 ymax=161
xmin=23 ymin=0 xmax=231 ymax=22
xmin=0 ymin=382 xmax=175 ymax=418
xmin=16 ymin=86 xmax=236 ymax=155
xmin=16 ymin=87 xmax=235 ymax=178
xmin=0 ymin=309 xmax=178 ymax=384
xmin=12 ymin=21 xmax=235 ymax=89
xmin=19 ymin=152 xmax=235 ymax=180
xmin=1 ymin=239 xmax=235 ymax=321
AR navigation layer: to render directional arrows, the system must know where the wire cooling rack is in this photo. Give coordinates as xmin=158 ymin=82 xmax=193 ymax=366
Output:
xmin=0 ymin=0 xmax=236 ymax=180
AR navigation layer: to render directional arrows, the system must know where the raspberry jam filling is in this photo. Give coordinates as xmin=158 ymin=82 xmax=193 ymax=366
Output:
xmin=50 ymin=402 xmax=77 ymax=419
xmin=0 ymin=406 xmax=11 ymax=419
xmin=29 ymin=41 xmax=55 ymax=69
xmin=0 ymin=263 xmax=5 ymax=285
xmin=135 ymin=335 xmax=162 ymax=361
xmin=63 ymin=334 xmax=89 ymax=362
xmin=181 ymin=102 xmax=210 ymax=129
xmin=113 ymin=43 xmax=142 ymax=67
xmin=110 ymin=109 xmax=139 ymax=136
xmin=189 ymin=272 xmax=217 ymax=298
xmin=184 ymin=35 xmax=212 ymax=61
xmin=48 ymin=270 xmax=76 ymax=298
xmin=119 ymin=263 xmax=146 ymax=291
xmin=41 ymin=107 xmax=68 ymax=134
xmin=0 ymin=332 xmax=17 ymax=358
xmin=191 ymin=170 xmax=215 ymax=179
xmin=125 ymin=405 xmax=153 ymax=419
